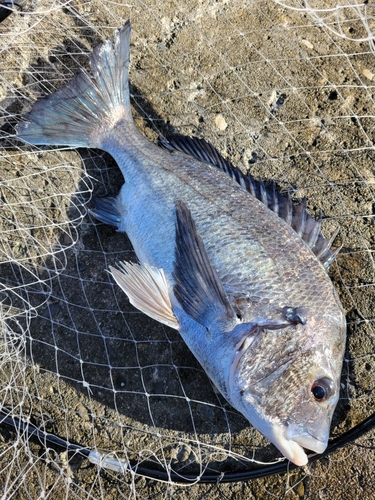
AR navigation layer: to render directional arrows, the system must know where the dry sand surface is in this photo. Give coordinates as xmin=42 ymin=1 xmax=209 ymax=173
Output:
xmin=0 ymin=0 xmax=375 ymax=498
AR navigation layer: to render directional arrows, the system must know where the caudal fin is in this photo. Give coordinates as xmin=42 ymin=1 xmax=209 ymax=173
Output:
xmin=17 ymin=21 xmax=133 ymax=148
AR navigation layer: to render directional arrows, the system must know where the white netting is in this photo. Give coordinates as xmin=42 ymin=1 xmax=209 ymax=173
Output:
xmin=274 ymin=1 xmax=375 ymax=44
xmin=1 ymin=0 xmax=375 ymax=498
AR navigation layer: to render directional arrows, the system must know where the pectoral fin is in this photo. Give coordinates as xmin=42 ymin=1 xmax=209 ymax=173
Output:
xmin=110 ymin=262 xmax=179 ymax=330
xmin=173 ymin=200 xmax=237 ymax=331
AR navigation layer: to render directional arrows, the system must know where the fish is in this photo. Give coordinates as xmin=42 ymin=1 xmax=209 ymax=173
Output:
xmin=16 ymin=21 xmax=346 ymax=466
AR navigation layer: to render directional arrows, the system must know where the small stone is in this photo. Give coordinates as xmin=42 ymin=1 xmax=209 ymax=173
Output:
xmin=75 ymin=403 xmax=90 ymax=421
xmin=177 ymin=444 xmax=191 ymax=462
xmin=153 ymin=381 xmax=165 ymax=394
xmin=295 ymin=481 xmax=305 ymax=497
xmin=40 ymin=302 xmax=61 ymax=319
xmin=199 ymin=404 xmax=214 ymax=420
xmin=215 ymin=114 xmax=228 ymax=131
xmin=363 ymin=68 xmax=374 ymax=81
xmin=301 ymin=38 xmax=313 ymax=50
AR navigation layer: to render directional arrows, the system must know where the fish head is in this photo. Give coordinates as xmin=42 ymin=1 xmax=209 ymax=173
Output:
xmin=228 ymin=316 xmax=346 ymax=466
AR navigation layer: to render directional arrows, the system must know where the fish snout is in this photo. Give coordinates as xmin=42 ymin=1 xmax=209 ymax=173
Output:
xmin=285 ymin=420 xmax=329 ymax=459
xmin=266 ymin=420 xmax=330 ymax=466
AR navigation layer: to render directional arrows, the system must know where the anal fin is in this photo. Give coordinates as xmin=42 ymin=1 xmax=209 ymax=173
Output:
xmin=110 ymin=262 xmax=179 ymax=330
xmin=89 ymin=197 xmax=121 ymax=228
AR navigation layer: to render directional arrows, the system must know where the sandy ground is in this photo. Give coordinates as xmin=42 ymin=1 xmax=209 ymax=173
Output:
xmin=1 ymin=0 xmax=375 ymax=498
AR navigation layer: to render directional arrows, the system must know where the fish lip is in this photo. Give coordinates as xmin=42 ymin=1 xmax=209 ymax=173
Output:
xmin=261 ymin=423 xmax=309 ymax=466
xmin=285 ymin=421 xmax=329 ymax=455
xmin=291 ymin=433 xmax=327 ymax=455
xmin=261 ymin=421 xmax=328 ymax=466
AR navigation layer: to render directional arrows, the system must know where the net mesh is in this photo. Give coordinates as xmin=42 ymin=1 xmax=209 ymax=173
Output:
xmin=1 ymin=0 xmax=375 ymax=498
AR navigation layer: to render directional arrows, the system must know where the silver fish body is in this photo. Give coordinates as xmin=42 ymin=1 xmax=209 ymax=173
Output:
xmin=17 ymin=22 xmax=346 ymax=466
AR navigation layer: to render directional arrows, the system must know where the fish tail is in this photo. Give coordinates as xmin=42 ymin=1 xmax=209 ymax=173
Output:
xmin=17 ymin=21 xmax=133 ymax=148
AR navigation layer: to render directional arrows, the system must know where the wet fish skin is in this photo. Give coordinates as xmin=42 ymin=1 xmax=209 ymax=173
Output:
xmin=16 ymin=22 xmax=346 ymax=466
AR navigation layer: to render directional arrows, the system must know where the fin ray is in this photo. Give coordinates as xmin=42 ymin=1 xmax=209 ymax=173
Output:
xmin=17 ymin=22 xmax=132 ymax=147
xmin=173 ymin=200 xmax=236 ymax=331
xmin=110 ymin=262 xmax=179 ymax=330
xmin=89 ymin=197 xmax=121 ymax=228
xmin=161 ymin=135 xmax=339 ymax=269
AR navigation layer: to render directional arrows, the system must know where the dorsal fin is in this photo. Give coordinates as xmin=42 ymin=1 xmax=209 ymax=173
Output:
xmin=159 ymin=135 xmax=339 ymax=270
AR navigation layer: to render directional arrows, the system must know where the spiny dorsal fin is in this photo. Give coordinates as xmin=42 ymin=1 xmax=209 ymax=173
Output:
xmin=159 ymin=135 xmax=339 ymax=270
xmin=110 ymin=262 xmax=179 ymax=330
xmin=173 ymin=200 xmax=237 ymax=331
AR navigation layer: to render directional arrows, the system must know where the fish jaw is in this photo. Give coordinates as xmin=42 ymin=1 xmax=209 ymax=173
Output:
xmin=262 ymin=422 xmax=310 ymax=466
xmin=270 ymin=420 xmax=329 ymax=466
xmin=229 ymin=363 xmax=339 ymax=466
xmin=231 ymin=400 xmax=328 ymax=466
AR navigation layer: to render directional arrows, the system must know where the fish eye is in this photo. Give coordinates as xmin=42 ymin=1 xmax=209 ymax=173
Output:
xmin=311 ymin=378 xmax=334 ymax=402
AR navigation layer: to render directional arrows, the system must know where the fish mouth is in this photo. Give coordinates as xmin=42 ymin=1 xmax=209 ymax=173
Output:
xmin=291 ymin=434 xmax=327 ymax=455
xmin=286 ymin=420 xmax=329 ymax=456
xmin=279 ymin=423 xmax=329 ymax=465
xmin=265 ymin=423 xmax=328 ymax=466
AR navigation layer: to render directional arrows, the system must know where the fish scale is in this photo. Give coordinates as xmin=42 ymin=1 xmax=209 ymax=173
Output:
xmin=17 ymin=21 xmax=346 ymax=467
xmin=107 ymin=125 xmax=326 ymax=319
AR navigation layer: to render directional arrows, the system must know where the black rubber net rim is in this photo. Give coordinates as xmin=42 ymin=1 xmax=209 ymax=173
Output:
xmin=0 ymin=410 xmax=374 ymax=483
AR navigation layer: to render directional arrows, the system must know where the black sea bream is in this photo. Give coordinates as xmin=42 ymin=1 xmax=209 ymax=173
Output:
xmin=17 ymin=22 xmax=346 ymax=466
